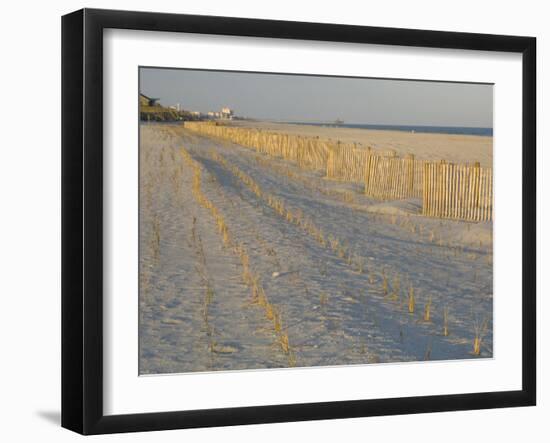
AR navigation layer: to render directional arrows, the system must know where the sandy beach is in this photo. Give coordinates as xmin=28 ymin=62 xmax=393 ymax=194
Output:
xmin=139 ymin=123 xmax=493 ymax=374
xmin=227 ymin=120 xmax=493 ymax=168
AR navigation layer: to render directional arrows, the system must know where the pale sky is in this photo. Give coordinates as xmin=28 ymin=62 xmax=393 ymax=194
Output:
xmin=140 ymin=67 xmax=493 ymax=128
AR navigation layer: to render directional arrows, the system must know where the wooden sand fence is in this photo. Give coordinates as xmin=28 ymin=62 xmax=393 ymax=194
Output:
xmin=184 ymin=122 xmax=492 ymax=222
xmin=322 ymin=144 xmax=404 ymax=184
xmin=363 ymin=154 xmax=424 ymax=200
xmin=422 ymin=161 xmax=493 ymax=222
xmin=325 ymin=144 xmax=372 ymax=183
xmin=184 ymin=122 xmax=330 ymax=171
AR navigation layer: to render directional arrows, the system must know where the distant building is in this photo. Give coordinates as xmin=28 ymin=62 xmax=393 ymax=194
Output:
xmin=207 ymin=111 xmax=221 ymax=119
xmin=139 ymin=93 xmax=180 ymax=121
xmin=221 ymin=107 xmax=234 ymax=120
xmin=204 ymin=107 xmax=235 ymax=120
xmin=139 ymin=93 xmax=160 ymax=107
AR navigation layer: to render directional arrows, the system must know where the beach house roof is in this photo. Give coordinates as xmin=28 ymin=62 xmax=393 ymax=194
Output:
xmin=139 ymin=93 xmax=160 ymax=107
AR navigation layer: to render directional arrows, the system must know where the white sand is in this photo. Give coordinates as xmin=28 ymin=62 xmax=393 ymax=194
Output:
xmin=139 ymin=124 xmax=493 ymax=374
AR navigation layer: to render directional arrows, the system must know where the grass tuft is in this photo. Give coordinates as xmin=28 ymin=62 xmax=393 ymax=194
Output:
xmin=423 ymin=296 xmax=433 ymax=322
xmin=408 ymin=285 xmax=415 ymax=314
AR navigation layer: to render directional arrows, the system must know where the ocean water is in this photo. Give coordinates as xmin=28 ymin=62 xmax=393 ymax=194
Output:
xmin=285 ymin=122 xmax=493 ymax=137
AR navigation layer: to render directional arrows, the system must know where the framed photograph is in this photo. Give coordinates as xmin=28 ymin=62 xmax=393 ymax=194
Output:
xmin=61 ymin=8 xmax=536 ymax=435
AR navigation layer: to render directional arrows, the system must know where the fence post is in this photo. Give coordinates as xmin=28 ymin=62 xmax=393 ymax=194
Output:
xmin=364 ymin=148 xmax=372 ymax=194
xmin=407 ymin=154 xmax=414 ymax=198
xmin=473 ymin=162 xmax=481 ymax=221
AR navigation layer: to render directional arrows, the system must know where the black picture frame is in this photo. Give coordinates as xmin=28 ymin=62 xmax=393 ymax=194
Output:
xmin=62 ymin=8 xmax=536 ymax=435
